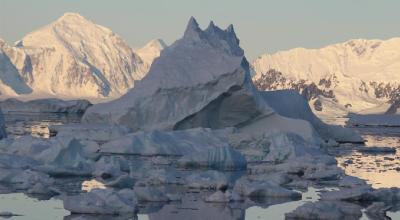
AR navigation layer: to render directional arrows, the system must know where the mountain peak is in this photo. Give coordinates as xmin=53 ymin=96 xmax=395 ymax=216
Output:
xmin=55 ymin=12 xmax=91 ymax=25
xmin=59 ymin=12 xmax=85 ymax=20
xmin=182 ymin=17 xmax=243 ymax=56
xmin=187 ymin=16 xmax=200 ymax=29
xmin=226 ymin=24 xmax=235 ymax=33
xmin=146 ymin=39 xmax=167 ymax=49
xmin=183 ymin=17 xmax=202 ymax=39
xmin=207 ymin=21 xmax=216 ymax=29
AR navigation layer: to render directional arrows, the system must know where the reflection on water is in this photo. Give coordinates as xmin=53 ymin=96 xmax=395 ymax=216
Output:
xmin=245 ymin=187 xmax=319 ymax=219
xmin=336 ymin=126 xmax=400 ymax=188
xmin=319 ymin=114 xmax=400 ymax=188
xmin=0 ymin=188 xmax=317 ymax=220
xmin=0 ymin=193 xmax=68 ymax=220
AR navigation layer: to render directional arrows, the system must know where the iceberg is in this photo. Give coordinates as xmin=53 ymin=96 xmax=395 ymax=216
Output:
xmin=82 ymin=17 xmax=320 ymax=144
xmin=262 ymin=90 xmax=363 ymax=143
xmin=63 ymin=188 xmax=137 ymax=215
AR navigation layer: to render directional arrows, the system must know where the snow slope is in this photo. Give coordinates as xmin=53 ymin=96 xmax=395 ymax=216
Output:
xmin=0 ymin=39 xmax=32 ymax=96
xmin=252 ymin=38 xmax=400 ymax=115
xmin=135 ymin=39 xmax=167 ymax=69
xmin=0 ymin=13 xmax=165 ymax=101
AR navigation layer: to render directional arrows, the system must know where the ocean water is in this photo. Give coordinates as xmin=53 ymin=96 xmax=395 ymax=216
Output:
xmin=1 ymin=113 xmax=400 ymax=219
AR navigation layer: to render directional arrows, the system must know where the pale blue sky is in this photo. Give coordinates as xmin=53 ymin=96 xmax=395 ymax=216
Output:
xmin=1 ymin=0 xmax=399 ymax=59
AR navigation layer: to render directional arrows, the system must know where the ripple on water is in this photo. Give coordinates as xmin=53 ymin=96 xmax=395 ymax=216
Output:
xmin=336 ymin=126 xmax=400 ymax=188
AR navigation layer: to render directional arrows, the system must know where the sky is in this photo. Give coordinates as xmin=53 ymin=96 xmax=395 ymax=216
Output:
xmin=1 ymin=0 xmax=400 ymax=59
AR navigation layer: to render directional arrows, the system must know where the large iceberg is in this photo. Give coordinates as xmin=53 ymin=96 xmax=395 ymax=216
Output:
xmin=82 ymin=18 xmax=322 ymax=143
xmin=0 ymin=135 xmax=99 ymax=176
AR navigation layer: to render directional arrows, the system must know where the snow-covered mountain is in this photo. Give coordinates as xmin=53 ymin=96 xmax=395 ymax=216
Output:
xmin=252 ymin=38 xmax=400 ymax=115
xmin=0 ymin=39 xmax=33 ymax=96
xmin=135 ymin=39 xmax=167 ymax=69
xmin=0 ymin=13 xmax=165 ymax=101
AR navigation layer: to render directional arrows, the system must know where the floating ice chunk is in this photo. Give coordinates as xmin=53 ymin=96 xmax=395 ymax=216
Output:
xmin=0 ymin=135 xmax=51 ymax=157
xmin=204 ymin=190 xmax=243 ymax=203
xmin=337 ymin=176 xmax=368 ymax=188
xmin=370 ymin=187 xmax=400 ymax=202
xmin=133 ymin=186 xmax=172 ymax=202
xmin=348 ymin=113 xmax=400 ymax=127
xmin=93 ymin=156 xmax=124 ymax=179
xmin=0 ymin=136 xmax=99 ymax=176
xmin=325 ymin=138 xmax=339 ymax=147
xmin=178 ymin=145 xmax=247 ymax=170
xmin=0 ymin=168 xmax=56 ymax=194
xmin=285 ymin=201 xmax=363 ymax=220
xmin=303 ymin=165 xmax=344 ymax=181
xmin=104 ymin=174 xmax=135 ymax=189
xmin=248 ymin=172 xmax=291 ymax=186
xmin=63 ymin=188 xmax=137 ymax=215
xmin=365 ymin=202 xmax=392 ymax=220
xmin=204 ymin=191 xmax=231 ymax=203
xmin=357 ymin=146 xmax=396 ymax=154
xmin=320 ymin=186 xmax=374 ymax=201
xmin=141 ymin=169 xmax=182 ymax=186
xmin=264 ymin=133 xmax=322 ymax=163
xmin=49 ymin=124 xmax=131 ymax=143
xmin=0 ymin=135 xmax=100 ymax=163
xmin=0 ymin=154 xmax=40 ymax=169
xmin=233 ymin=178 xmax=301 ymax=199
xmin=185 ymin=171 xmax=228 ymax=190
xmin=100 ymin=128 xmax=231 ymax=156
xmin=151 ymin=156 xmax=172 ymax=165
xmin=232 ymin=132 xmax=323 ymax=163
xmin=35 ymin=138 xmax=98 ymax=176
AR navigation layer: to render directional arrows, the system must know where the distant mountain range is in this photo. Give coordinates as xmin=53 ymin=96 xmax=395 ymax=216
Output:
xmin=1 ymin=12 xmax=399 ymax=115
xmin=252 ymin=38 xmax=400 ymax=115
xmin=0 ymin=13 xmax=165 ymax=101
